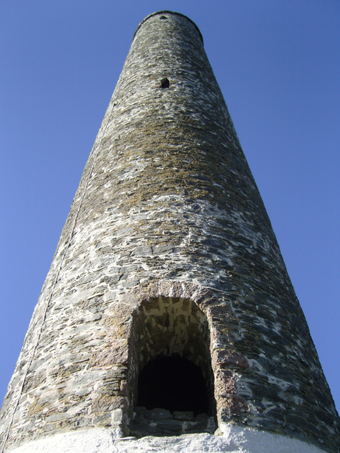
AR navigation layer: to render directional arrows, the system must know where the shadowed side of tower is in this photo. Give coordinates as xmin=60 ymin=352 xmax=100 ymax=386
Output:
xmin=0 ymin=11 xmax=339 ymax=453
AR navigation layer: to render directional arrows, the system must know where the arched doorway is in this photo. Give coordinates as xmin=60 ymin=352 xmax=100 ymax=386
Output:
xmin=130 ymin=296 xmax=216 ymax=436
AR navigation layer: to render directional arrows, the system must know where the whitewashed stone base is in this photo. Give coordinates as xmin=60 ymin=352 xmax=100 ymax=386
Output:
xmin=7 ymin=425 xmax=327 ymax=453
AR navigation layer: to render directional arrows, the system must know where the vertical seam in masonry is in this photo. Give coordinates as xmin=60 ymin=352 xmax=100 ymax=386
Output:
xmin=0 ymin=111 xmax=111 ymax=453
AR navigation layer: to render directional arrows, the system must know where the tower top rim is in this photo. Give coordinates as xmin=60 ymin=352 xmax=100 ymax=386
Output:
xmin=133 ymin=11 xmax=204 ymax=45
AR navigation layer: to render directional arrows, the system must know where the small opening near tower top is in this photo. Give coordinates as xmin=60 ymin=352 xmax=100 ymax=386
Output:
xmin=161 ymin=78 xmax=170 ymax=88
xmin=160 ymin=15 xmax=167 ymax=20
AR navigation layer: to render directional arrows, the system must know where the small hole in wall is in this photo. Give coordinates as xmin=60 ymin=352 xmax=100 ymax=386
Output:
xmin=160 ymin=77 xmax=170 ymax=88
xmin=160 ymin=15 xmax=167 ymax=20
xmin=137 ymin=355 xmax=209 ymax=415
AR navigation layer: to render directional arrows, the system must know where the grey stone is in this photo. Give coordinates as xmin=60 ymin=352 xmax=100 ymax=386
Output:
xmin=173 ymin=411 xmax=194 ymax=420
xmin=145 ymin=408 xmax=173 ymax=420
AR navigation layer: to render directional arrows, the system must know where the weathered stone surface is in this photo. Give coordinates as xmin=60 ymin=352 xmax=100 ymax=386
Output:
xmin=0 ymin=10 xmax=339 ymax=453
xmin=130 ymin=407 xmax=215 ymax=437
xmin=5 ymin=426 xmax=330 ymax=453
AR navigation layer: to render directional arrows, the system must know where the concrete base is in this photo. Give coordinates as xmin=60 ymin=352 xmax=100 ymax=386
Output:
xmin=7 ymin=425 xmax=327 ymax=453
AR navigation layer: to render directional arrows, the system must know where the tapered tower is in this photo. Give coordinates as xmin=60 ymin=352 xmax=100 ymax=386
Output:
xmin=1 ymin=11 xmax=339 ymax=453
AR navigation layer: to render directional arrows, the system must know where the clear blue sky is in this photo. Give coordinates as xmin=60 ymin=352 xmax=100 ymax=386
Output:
xmin=1 ymin=1 xmax=339 ymax=415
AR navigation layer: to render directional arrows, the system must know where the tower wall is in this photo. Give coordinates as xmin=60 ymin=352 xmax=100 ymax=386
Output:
xmin=1 ymin=11 xmax=339 ymax=453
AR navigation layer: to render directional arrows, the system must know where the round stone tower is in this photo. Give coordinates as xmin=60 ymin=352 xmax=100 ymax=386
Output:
xmin=1 ymin=11 xmax=339 ymax=453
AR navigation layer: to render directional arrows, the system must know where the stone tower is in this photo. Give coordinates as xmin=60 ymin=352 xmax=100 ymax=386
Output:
xmin=0 ymin=11 xmax=339 ymax=453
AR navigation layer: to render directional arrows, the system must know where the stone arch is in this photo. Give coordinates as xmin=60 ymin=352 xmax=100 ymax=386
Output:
xmin=107 ymin=281 xmax=249 ymax=436
xmin=127 ymin=282 xmax=217 ymax=436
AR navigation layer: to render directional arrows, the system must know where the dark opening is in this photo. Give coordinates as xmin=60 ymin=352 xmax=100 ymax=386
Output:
xmin=137 ymin=355 xmax=209 ymax=415
xmin=160 ymin=15 xmax=168 ymax=20
xmin=160 ymin=78 xmax=170 ymax=89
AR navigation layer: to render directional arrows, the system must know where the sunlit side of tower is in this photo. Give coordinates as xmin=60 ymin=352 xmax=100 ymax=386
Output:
xmin=0 ymin=11 xmax=339 ymax=453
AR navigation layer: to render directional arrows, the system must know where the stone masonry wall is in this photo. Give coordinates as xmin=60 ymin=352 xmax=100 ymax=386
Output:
xmin=0 ymin=11 xmax=339 ymax=453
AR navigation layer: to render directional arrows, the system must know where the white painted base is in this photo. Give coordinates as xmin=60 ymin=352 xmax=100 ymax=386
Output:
xmin=7 ymin=425 xmax=327 ymax=453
